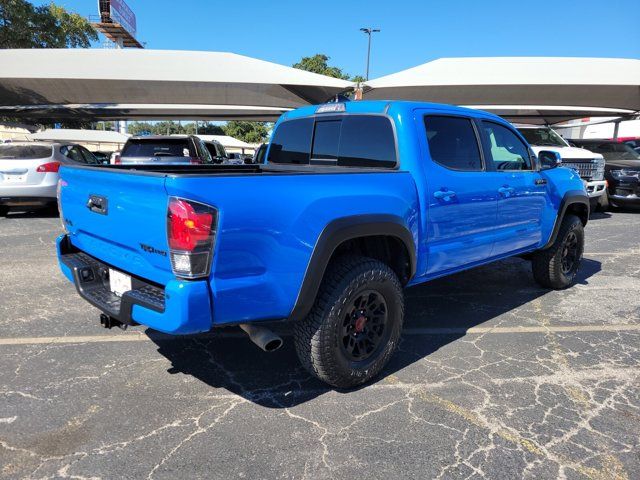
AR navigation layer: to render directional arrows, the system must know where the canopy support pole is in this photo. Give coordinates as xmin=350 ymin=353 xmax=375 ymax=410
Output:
xmin=612 ymin=119 xmax=621 ymax=140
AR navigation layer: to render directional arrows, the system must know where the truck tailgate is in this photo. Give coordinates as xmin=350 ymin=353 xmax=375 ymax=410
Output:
xmin=59 ymin=167 xmax=173 ymax=285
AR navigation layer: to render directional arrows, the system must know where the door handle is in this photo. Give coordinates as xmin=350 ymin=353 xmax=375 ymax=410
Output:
xmin=434 ymin=190 xmax=457 ymax=201
xmin=535 ymin=178 xmax=547 ymax=185
xmin=87 ymin=194 xmax=108 ymax=215
xmin=498 ymin=186 xmax=515 ymax=197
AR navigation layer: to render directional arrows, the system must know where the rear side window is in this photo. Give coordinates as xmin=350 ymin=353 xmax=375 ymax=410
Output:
xmin=424 ymin=116 xmax=482 ymax=171
xmin=121 ymin=139 xmax=192 ymax=158
xmin=268 ymin=115 xmax=397 ymax=168
xmin=0 ymin=145 xmax=52 ymax=159
xmin=267 ymin=118 xmax=313 ymax=164
xmin=195 ymin=138 xmax=213 ymax=163
xmin=61 ymin=146 xmax=84 ymax=163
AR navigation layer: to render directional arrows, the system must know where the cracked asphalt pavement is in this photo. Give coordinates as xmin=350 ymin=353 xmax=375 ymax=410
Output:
xmin=0 ymin=209 xmax=639 ymax=479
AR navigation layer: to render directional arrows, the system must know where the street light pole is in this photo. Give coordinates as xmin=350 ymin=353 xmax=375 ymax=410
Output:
xmin=360 ymin=27 xmax=380 ymax=81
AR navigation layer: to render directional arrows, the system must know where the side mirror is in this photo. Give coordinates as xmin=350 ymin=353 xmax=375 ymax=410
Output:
xmin=538 ymin=150 xmax=562 ymax=170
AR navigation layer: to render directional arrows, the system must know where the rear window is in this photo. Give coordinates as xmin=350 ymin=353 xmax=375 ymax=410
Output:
xmin=0 ymin=145 xmax=52 ymax=159
xmin=267 ymin=115 xmax=397 ymax=168
xmin=121 ymin=139 xmax=192 ymax=158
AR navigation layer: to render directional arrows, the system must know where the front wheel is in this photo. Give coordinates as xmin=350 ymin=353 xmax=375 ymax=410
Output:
xmin=531 ymin=214 xmax=584 ymax=289
xmin=0 ymin=206 xmax=8 ymax=217
xmin=294 ymin=255 xmax=404 ymax=388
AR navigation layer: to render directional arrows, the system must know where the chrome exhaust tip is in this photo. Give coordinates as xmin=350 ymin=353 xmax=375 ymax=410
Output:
xmin=239 ymin=324 xmax=283 ymax=352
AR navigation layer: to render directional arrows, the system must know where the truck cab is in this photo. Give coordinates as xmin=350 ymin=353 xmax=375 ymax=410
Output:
xmin=517 ymin=125 xmax=606 ymax=207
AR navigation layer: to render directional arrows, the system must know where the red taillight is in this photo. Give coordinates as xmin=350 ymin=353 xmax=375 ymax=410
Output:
xmin=189 ymin=157 xmax=202 ymax=165
xmin=167 ymin=197 xmax=217 ymax=278
xmin=114 ymin=154 xmax=121 ymax=165
xmin=36 ymin=162 xmax=61 ymax=173
xmin=168 ymin=199 xmax=213 ymax=250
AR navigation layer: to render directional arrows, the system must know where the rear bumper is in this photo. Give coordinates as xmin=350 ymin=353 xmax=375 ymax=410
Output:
xmin=0 ymin=183 xmax=57 ymax=201
xmin=57 ymin=235 xmax=213 ymax=334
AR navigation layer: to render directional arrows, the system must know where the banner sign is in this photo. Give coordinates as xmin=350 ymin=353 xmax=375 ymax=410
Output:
xmin=109 ymin=0 xmax=137 ymax=37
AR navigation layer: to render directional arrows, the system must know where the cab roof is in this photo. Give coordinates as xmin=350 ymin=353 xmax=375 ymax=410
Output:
xmin=281 ymin=100 xmax=507 ymax=124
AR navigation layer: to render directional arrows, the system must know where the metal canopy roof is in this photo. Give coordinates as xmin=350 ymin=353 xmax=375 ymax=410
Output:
xmin=459 ymin=105 xmax=637 ymax=126
xmin=29 ymin=128 xmax=129 ymax=144
xmin=0 ymin=49 xmax=352 ymax=120
xmin=364 ymin=57 xmax=640 ymax=123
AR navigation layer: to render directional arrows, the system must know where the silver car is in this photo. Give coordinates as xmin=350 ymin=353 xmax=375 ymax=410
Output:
xmin=0 ymin=142 xmax=99 ymax=215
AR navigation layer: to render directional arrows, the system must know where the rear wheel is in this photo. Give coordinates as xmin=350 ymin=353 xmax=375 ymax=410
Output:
xmin=294 ymin=255 xmax=404 ymax=388
xmin=531 ymin=214 xmax=584 ymax=289
xmin=0 ymin=206 xmax=8 ymax=217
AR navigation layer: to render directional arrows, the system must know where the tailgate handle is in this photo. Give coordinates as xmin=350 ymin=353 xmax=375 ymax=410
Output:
xmin=87 ymin=195 xmax=108 ymax=215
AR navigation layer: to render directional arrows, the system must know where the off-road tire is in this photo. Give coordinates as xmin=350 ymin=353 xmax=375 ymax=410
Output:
xmin=532 ymin=214 xmax=584 ymax=289
xmin=294 ymin=255 xmax=404 ymax=389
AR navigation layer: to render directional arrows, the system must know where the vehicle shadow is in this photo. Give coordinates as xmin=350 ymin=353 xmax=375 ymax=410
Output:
xmin=589 ymin=211 xmax=612 ymax=221
xmin=148 ymin=256 xmax=601 ymax=408
xmin=3 ymin=208 xmax=59 ymax=219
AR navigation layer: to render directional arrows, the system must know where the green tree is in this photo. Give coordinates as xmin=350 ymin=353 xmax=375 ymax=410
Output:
xmin=223 ymin=121 xmax=270 ymax=144
xmin=0 ymin=0 xmax=97 ymax=48
xmin=293 ymin=54 xmax=350 ymax=80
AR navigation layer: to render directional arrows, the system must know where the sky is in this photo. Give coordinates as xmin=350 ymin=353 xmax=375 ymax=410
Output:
xmin=36 ymin=0 xmax=640 ymax=79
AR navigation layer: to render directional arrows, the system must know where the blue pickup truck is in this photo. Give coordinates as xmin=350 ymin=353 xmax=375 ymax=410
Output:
xmin=56 ymin=101 xmax=589 ymax=388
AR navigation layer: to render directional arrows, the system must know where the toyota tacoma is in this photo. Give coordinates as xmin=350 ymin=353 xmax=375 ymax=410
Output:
xmin=57 ymin=101 xmax=589 ymax=388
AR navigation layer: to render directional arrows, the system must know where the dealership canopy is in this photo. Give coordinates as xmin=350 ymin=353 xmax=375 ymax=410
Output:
xmin=364 ymin=57 xmax=640 ymax=124
xmin=0 ymin=49 xmax=353 ymax=120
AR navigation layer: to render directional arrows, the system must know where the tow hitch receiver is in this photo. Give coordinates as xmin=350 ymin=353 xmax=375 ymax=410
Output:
xmin=100 ymin=313 xmax=128 ymax=330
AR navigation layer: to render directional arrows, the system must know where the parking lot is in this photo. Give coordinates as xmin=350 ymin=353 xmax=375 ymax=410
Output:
xmin=0 ymin=210 xmax=638 ymax=479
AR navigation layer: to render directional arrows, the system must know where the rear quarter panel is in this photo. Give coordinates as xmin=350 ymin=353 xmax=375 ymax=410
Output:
xmin=165 ymin=171 xmax=418 ymax=325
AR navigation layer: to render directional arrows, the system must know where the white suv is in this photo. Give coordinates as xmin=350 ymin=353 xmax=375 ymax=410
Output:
xmin=517 ymin=125 xmax=606 ymax=207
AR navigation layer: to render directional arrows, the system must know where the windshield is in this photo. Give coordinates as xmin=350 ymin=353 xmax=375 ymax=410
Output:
xmin=121 ymin=139 xmax=191 ymax=158
xmin=583 ymin=142 xmax=640 ymax=161
xmin=0 ymin=144 xmax=52 ymax=159
xmin=518 ymin=128 xmax=568 ymax=147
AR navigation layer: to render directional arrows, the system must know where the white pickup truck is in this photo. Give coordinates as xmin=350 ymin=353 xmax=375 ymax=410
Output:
xmin=517 ymin=125 xmax=606 ymax=208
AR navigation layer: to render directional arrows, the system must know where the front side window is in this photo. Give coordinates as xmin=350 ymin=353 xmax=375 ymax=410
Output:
xmin=482 ymin=122 xmax=532 ymax=171
xmin=79 ymin=147 xmax=99 ymax=164
xmin=62 ymin=146 xmax=84 ymax=163
xmin=424 ymin=116 xmax=482 ymax=171
xmin=267 ymin=118 xmax=313 ymax=164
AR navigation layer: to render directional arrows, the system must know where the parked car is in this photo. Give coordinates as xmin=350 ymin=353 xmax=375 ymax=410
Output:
xmin=117 ymin=135 xmax=213 ymax=165
xmin=56 ymin=101 xmax=589 ymax=388
xmin=201 ymin=139 xmax=228 ymax=164
xmin=517 ymin=125 xmax=606 ymax=209
xmin=571 ymin=139 xmax=640 ymax=209
xmin=0 ymin=142 xmax=99 ymax=215
xmin=253 ymin=143 xmax=267 ymax=164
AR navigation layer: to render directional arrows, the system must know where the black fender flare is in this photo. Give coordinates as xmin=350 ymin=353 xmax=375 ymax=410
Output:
xmin=542 ymin=190 xmax=589 ymax=250
xmin=288 ymin=214 xmax=416 ymax=322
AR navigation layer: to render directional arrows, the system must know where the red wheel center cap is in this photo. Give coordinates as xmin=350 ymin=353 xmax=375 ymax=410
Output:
xmin=355 ymin=315 xmax=367 ymax=333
